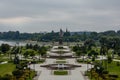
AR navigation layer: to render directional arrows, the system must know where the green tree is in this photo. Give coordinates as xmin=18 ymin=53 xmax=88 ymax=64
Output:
xmin=84 ymin=39 xmax=95 ymax=51
xmin=11 ymin=46 xmax=20 ymax=58
xmin=23 ymin=49 xmax=37 ymax=59
xmin=76 ymin=50 xmax=81 ymax=57
xmin=107 ymin=55 xmax=112 ymax=63
xmin=0 ymin=44 xmax=10 ymax=53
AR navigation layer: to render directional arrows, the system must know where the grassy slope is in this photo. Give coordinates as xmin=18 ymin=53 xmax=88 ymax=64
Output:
xmin=0 ymin=63 xmax=16 ymax=76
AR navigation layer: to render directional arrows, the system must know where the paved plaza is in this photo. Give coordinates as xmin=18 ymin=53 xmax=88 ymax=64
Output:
xmin=30 ymin=46 xmax=91 ymax=80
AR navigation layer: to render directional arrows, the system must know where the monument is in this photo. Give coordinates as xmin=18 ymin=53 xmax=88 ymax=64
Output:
xmin=59 ymin=29 xmax=64 ymax=45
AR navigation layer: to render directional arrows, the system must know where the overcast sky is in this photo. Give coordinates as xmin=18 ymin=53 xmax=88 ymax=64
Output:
xmin=0 ymin=0 xmax=120 ymax=33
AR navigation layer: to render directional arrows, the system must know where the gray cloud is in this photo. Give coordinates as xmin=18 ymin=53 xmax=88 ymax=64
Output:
xmin=0 ymin=0 xmax=120 ymax=32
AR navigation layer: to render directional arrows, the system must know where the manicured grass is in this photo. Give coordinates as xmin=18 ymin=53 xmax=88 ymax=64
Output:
xmin=0 ymin=63 xmax=16 ymax=76
xmin=54 ymin=70 xmax=68 ymax=75
xmin=77 ymin=59 xmax=91 ymax=63
xmin=56 ymin=61 xmax=66 ymax=63
xmin=0 ymin=54 xmax=10 ymax=62
xmin=106 ymin=61 xmax=120 ymax=80
xmin=88 ymin=61 xmax=120 ymax=80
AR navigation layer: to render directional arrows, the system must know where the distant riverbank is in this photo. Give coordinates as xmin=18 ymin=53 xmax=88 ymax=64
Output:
xmin=0 ymin=40 xmax=52 ymax=46
xmin=0 ymin=40 xmax=27 ymax=46
xmin=0 ymin=40 xmax=79 ymax=46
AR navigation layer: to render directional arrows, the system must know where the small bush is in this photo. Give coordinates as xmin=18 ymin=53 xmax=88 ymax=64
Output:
xmin=102 ymin=70 xmax=109 ymax=74
xmin=116 ymin=62 xmax=120 ymax=66
xmin=109 ymin=74 xmax=119 ymax=78
xmin=58 ymin=46 xmax=64 ymax=49
xmin=107 ymin=56 xmax=112 ymax=63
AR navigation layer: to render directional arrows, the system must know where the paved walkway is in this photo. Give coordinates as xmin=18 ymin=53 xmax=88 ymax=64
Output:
xmin=30 ymin=46 xmax=90 ymax=80
xmin=113 ymin=59 xmax=120 ymax=62
xmin=30 ymin=59 xmax=91 ymax=80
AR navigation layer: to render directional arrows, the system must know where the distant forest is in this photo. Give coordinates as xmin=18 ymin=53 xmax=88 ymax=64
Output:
xmin=0 ymin=30 xmax=120 ymax=42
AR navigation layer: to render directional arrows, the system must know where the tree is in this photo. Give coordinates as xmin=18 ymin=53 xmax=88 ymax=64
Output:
xmin=38 ymin=47 xmax=41 ymax=60
xmin=84 ymin=39 xmax=95 ymax=51
xmin=0 ymin=44 xmax=10 ymax=53
xmin=90 ymin=32 xmax=98 ymax=40
xmin=23 ymin=50 xmax=29 ymax=59
xmin=76 ymin=50 xmax=82 ymax=57
xmin=26 ymin=43 xmax=33 ymax=49
xmin=23 ymin=49 xmax=37 ymax=59
xmin=40 ymin=46 xmax=47 ymax=57
xmin=107 ymin=56 xmax=112 ymax=63
xmin=33 ymin=44 xmax=39 ymax=51
xmin=72 ymin=45 xmax=79 ymax=52
xmin=11 ymin=46 xmax=20 ymax=58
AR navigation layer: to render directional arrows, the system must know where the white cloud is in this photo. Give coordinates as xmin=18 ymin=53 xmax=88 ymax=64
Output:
xmin=0 ymin=17 xmax=31 ymax=24
xmin=0 ymin=0 xmax=120 ymax=32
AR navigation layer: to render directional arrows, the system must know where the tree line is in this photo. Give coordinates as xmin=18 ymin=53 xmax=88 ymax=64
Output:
xmin=0 ymin=30 xmax=120 ymax=42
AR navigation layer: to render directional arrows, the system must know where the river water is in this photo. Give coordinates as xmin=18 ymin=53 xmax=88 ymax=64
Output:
xmin=0 ymin=40 xmax=27 ymax=46
xmin=0 ymin=40 xmax=52 ymax=46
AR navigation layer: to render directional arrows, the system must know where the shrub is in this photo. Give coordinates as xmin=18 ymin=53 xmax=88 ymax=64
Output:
xmin=2 ymin=74 xmax=12 ymax=80
xmin=92 ymin=56 xmax=95 ymax=61
xmin=12 ymin=70 xmax=23 ymax=78
xmin=109 ymin=74 xmax=118 ymax=78
xmin=116 ymin=62 xmax=120 ymax=66
xmin=107 ymin=56 xmax=112 ymax=63
xmin=58 ymin=46 xmax=64 ymax=49
xmin=102 ymin=70 xmax=109 ymax=74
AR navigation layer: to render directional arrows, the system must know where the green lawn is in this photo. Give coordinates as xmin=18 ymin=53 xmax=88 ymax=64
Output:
xmin=0 ymin=63 xmax=16 ymax=76
xmin=56 ymin=61 xmax=66 ymax=63
xmin=54 ymin=70 xmax=68 ymax=75
xmin=89 ymin=61 xmax=120 ymax=80
xmin=106 ymin=62 xmax=120 ymax=80
xmin=0 ymin=54 xmax=10 ymax=62
xmin=77 ymin=59 xmax=91 ymax=63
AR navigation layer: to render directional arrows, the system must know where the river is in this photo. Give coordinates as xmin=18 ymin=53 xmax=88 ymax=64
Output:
xmin=0 ymin=40 xmax=52 ymax=46
xmin=0 ymin=40 xmax=27 ymax=46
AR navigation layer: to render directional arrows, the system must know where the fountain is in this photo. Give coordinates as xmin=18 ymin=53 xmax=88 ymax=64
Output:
xmin=41 ymin=63 xmax=81 ymax=70
xmin=40 ymin=29 xmax=82 ymax=75
xmin=48 ymin=46 xmax=73 ymax=58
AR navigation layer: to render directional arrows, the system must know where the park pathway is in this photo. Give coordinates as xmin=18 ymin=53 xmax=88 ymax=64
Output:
xmin=30 ymin=46 xmax=90 ymax=80
xmin=30 ymin=58 xmax=90 ymax=80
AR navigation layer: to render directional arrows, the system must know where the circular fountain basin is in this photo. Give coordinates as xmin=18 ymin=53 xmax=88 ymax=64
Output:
xmin=52 ymin=64 xmax=70 ymax=69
